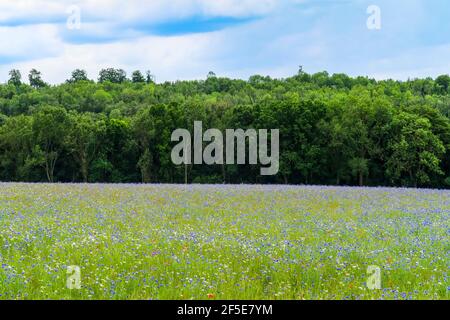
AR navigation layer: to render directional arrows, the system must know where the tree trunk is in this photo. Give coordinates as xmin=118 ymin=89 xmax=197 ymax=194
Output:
xmin=221 ymin=163 xmax=226 ymax=183
xmin=81 ymin=158 xmax=88 ymax=183
xmin=45 ymin=161 xmax=52 ymax=183
xmin=45 ymin=154 xmax=57 ymax=183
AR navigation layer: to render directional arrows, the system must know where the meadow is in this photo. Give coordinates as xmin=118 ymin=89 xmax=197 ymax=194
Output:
xmin=0 ymin=183 xmax=448 ymax=300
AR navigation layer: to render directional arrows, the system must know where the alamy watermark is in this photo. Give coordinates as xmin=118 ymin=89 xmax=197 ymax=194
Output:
xmin=66 ymin=5 xmax=81 ymax=30
xmin=366 ymin=265 xmax=381 ymax=290
xmin=367 ymin=5 xmax=381 ymax=30
xmin=67 ymin=265 xmax=81 ymax=290
xmin=171 ymin=121 xmax=279 ymax=175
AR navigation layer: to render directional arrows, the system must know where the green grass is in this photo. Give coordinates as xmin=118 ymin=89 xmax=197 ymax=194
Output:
xmin=0 ymin=183 xmax=448 ymax=300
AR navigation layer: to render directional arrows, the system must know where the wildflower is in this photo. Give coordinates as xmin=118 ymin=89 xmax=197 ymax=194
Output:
xmin=207 ymin=293 xmax=216 ymax=299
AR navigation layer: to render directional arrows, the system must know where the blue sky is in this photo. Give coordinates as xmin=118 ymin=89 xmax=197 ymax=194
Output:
xmin=0 ymin=0 xmax=449 ymax=83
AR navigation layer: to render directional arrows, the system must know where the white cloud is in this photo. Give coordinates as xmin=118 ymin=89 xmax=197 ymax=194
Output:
xmin=0 ymin=0 xmax=448 ymax=84
xmin=0 ymin=24 xmax=62 ymax=59
xmin=0 ymin=0 xmax=284 ymax=25
xmin=198 ymin=0 xmax=278 ymax=17
xmin=0 ymin=31 xmax=221 ymax=83
xmin=367 ymin=44 xmax=450 ymax=80
xmin=0 ymin=0 xmax=66 ymax=23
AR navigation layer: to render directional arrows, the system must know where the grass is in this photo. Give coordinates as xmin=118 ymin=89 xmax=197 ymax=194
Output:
xmin=0 ymin=183 xmax=448 ymax=300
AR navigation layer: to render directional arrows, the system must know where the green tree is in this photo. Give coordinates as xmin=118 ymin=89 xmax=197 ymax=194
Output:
xmin=131 ymin=70 xmax=146 ymax=83
xmin=0 ymin=67 xmax=449 ymax=188
xmin=146 ymin=70 xmax=155 ymax=84
xmin=0 ymin=115 xmax=35 ymax=180
xmin=8 ymin=69 xmax=22 ymax=87
xmin=32 ymin=106 xmax=71 ymax=182
xmin=98 ymin=68 xmax=127 ymax=83
xmin=67 ymin=112 xmax=106 ymax=182
xmin=435 ymin=75 xmax=450 ymax=94
xmin=386 ymin=112 xmax=445 ymax=187
xmin=28 ymin=69 xmax=47 ymax=89
xmin=133 ymin=108 xmax=156 ymax=183
xmin=67 ymin=69 xmax=89 ymax=83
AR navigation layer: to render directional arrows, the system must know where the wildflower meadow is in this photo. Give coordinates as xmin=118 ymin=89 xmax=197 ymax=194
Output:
xmin=0 ymin=183 xmax=448 ymax=300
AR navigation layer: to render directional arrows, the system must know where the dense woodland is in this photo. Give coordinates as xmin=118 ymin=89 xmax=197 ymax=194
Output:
xmin=0 ymin=68 xmax=449 ymax=188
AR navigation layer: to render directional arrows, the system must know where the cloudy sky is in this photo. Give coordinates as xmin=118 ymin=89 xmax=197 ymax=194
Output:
xmin=0 ymin=0 xmax=449 ymax=84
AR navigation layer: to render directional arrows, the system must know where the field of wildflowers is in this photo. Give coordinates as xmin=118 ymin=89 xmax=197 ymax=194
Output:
xmin=0 ymin=183 xmax=448 ymax=300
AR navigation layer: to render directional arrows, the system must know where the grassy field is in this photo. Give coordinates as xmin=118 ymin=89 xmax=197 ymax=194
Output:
xmin=0 ymin=183 xmax=448 ymax=300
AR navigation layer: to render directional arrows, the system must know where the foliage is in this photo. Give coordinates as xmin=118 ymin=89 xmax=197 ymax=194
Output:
xmin=0 ymin=184 xmax=448 ymax=299
xmin=0 ymin=68 xmax=449 ymax=187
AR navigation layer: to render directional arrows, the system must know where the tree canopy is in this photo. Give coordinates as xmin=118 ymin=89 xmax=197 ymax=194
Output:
xmin=0 ymin=68 xmax=449 ymax=188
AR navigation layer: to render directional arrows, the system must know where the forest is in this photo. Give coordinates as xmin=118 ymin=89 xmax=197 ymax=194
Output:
xmin=0 ymin=68 xmax=449 ymax=188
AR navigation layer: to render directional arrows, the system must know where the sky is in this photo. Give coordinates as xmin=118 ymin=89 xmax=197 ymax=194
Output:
xmin=0 ymin=0 xmax=449 ymax=84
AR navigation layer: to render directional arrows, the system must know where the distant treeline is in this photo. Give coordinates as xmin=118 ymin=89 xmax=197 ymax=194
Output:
xmin=0 ymin=68 xmax=449 ymax=188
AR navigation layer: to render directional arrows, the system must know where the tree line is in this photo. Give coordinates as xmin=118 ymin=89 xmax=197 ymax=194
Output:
xmin=0 ymin=68 xmax=449 ymax=188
